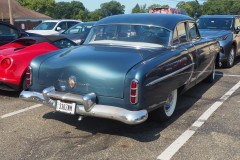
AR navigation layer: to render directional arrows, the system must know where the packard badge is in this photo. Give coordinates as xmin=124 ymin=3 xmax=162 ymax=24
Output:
xmin=68 ymin=76 xmax=76 ymax=88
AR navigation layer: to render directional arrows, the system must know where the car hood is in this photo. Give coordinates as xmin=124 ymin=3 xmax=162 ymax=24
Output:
xmin=199 ymin=29 xmax=232 ymax=38
xmin=37 ymin=45 xmax=160 ymax=98
xmin=26 ymin=30 xmax=59 ymax=35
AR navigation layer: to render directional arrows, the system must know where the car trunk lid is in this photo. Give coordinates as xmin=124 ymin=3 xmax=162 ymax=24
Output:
xmin=38 ymin=45 xmax=151 ymax=98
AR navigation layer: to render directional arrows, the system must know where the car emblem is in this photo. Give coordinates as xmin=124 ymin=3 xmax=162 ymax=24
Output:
xmin=68 ymin=76 xmax=76 ymax=88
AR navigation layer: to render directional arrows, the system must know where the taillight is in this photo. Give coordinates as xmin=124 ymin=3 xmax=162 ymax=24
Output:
xmin=130 ymin=80 xmax=138 ymax=104
xmin=1 ymin=58 xmax=12 ymax=69
xmin=26 ymin=66 xmax=32 ymax=86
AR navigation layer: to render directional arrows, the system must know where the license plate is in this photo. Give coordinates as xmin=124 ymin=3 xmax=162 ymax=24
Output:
xmin=56 ymin=100 xmax=76 ymax=115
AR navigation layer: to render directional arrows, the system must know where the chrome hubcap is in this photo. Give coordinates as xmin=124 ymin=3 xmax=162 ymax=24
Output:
xmin=229 ymin=48 xmax=235 ymax=65
xmin=165 ymin=94 xmax=173 ymax=111
xmin=213 ymin=64 xmax=215 ymax=80
xmin=164 ymin=90 xmax=177 ymax=117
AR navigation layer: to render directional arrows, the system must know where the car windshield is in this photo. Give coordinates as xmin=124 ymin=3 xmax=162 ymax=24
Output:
xmin=34 ymin=22 xmax=57 ymax=30
xmin=85 ymin=24 xmax=170 ymax=47
xmin=197 ymin=18 xmax=233 ymax=30
xmin=64 ymin=23 xmax=94 ymax=34
xmin=52 ymin=38 xmax=77 ymax=49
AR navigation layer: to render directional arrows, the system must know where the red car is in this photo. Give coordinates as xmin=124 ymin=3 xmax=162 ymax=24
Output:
xmin=0 ymin=36 xmax=77 ymax=91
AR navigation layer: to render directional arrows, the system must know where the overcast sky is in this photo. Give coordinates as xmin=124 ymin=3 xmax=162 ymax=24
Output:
xmin=56 ymin=0 xmax=204 ymax=13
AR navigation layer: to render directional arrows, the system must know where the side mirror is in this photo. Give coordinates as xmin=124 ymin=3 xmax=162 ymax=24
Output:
xmin=56 ymin=27 xmax=62 ymax=31
xmin=79 ymin=39 xmax=85 ymax=45
xmin=236 ymin=26 xmax=240 ymax=33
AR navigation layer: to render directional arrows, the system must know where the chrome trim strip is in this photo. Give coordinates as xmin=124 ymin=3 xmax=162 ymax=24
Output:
xmin=146 ymin=63 xmax=194 ymax=87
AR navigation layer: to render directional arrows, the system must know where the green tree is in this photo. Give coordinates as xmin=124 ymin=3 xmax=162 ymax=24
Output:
xmin=132 ymin=4 xmax=147 ymax=13
xmin=202 ymin=0 xmax=240 ymax=15
xmin=176 ymin=1 xmax=192 ymax=16
xmin=100 ymin=1 xmax=125 ymax=17
xmin=75 ymin=9 xmax=90 ymax=22
xmin=161 ymin=5 xmax=170 ymax=8
xmin=17 ymin=0 xmax=55 ymax=17
xmin=231 ymin=1 xmax=240 ymax=15
xmin=88 ymin=9 xmax=103 ymax=21
xmin=132 ymin=4 xmax=141 ymax=13
xmin=53 ymin=1 xmax=86 ymax=20
xmin=177 ymin=0 xmax=201 ymax=18
xmin=87 ymin=1 xmax=125 ymax=21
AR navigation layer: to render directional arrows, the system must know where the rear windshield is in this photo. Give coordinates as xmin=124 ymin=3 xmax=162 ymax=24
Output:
xmin=64 ymin=23 xmax=94 ymax=34
xmin=85 ymin=24 xmax=170 ymax=47
xmin=197 ymin=18 xmax=233 ymax=30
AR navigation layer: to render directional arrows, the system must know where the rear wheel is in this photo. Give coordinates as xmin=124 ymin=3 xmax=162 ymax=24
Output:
xmin=21 ymin=74 xmax=27 ymax=90
xmin=223 ymin=46 xmax=235 ymax=68
xmin=204 ymin=60 xmax=215 ymax=83
xmin=151 ymin=89 xmax=178 ymax=121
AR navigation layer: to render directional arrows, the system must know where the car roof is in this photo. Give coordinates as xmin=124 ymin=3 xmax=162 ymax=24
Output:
xmin=96 ymin=13 xmax=194 ymax=30
xmin=199 ymin=15 xmax=240 ymax=19
xmin=80 ymin=21 xmax=96 ymax=25
xmin=43 ymin=20 xmax=81 ymax=23
xmin=74 ymin=21 xmax=96 ymax=26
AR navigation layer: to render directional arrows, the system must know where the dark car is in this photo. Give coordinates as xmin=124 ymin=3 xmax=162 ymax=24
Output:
xmin=60 ymin=21 xmax=96 ymax=45
xmin=0 ymin=21 xmax=30 ymax=46
xmin=20 ymin=14 xmax=220 ymax=125
xmin=198 ymin=15 xmax=240 ymax=68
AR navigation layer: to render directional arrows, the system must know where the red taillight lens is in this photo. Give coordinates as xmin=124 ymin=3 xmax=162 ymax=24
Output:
xmin=26 ymin=66 xmax=32 ymax=86
xmin=130 ymin=80 xmax=138 ymax=104
xmin=1 ymin=58 xmax=12 ymax=69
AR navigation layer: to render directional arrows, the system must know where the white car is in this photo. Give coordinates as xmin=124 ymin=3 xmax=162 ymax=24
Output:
xmin=27 ymin=20 xmax=81 ymax=35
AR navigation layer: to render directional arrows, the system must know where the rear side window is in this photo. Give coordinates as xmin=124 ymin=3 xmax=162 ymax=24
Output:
xmin=57 ymin=22 xmax=67 ymax=30
xmin=173 ymin=22 xmax=187 ymax=45
xmin=188 ymin=22 xmax=200 ymax=40
xmin=67 ymin=22 xmax=79 ymax=29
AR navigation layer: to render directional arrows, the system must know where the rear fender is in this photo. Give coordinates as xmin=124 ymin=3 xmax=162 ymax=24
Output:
xmin=124 ymin=50 xmax=194 ymax=110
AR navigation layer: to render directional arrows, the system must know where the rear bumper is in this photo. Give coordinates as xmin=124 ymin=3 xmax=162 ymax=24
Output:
xmin=19 ymin=86 xmax=148 ymax=125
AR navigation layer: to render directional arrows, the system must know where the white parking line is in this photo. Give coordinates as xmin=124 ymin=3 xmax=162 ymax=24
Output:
xmin=0 ymin=104 xmax=42 ymax=119
xmin=157 ymin=81 xmax=240 ymax=160
xmin=215 ymin=73 xmax=240 ymax=77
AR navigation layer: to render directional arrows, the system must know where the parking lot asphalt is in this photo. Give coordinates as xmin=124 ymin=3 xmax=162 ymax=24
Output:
xmin=0 ymin=59 xmax=240 ymax=160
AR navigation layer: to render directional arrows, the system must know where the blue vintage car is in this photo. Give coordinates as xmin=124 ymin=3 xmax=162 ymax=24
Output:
xmin=20 ymin=14 xmax=220 ymax=125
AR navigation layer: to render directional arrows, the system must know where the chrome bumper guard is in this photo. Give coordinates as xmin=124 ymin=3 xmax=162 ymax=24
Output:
xmin=19 ymin=86 xmax=148 ymax=125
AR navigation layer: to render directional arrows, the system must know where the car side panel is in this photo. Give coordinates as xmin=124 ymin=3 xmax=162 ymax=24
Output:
xmin=122 ymin=47 xmax=191 ymax=111
xmin=192 ymin=39 xmax=217 ymax=84
xmin=123 ymin=39 xmax=218 ymax=111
